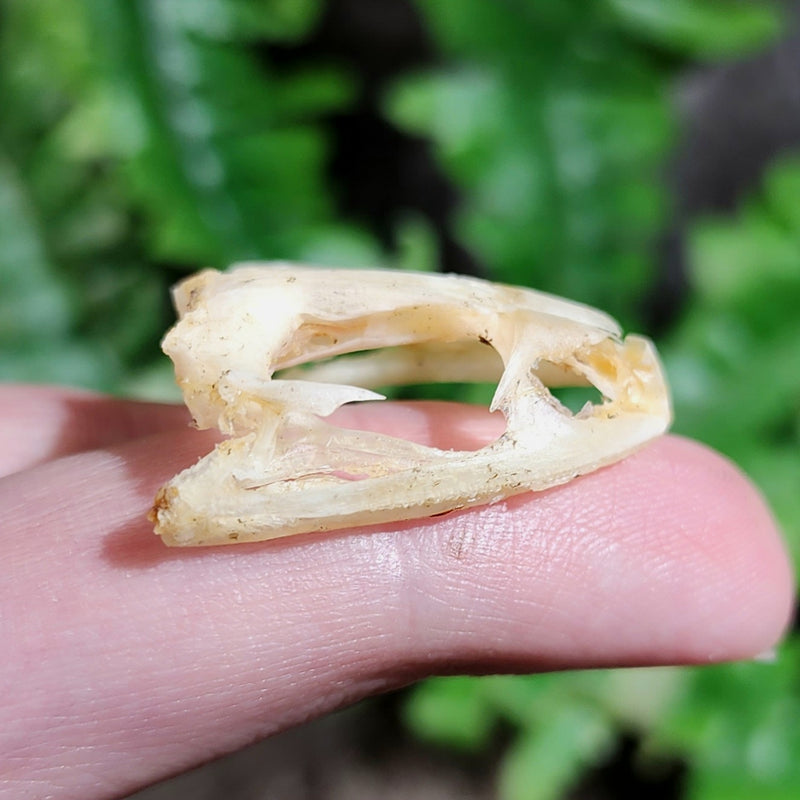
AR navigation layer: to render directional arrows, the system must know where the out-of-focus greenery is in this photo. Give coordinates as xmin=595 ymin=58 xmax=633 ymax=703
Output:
xmin=389 ymin=0 xmax=779 ymax=328
xmin=1 ymin=1 xmax=797 ymax=799
xmin=0 ymin=0 xmax=389 ymax=394
xmin=667 ymin=157 xmax=800 ymax=564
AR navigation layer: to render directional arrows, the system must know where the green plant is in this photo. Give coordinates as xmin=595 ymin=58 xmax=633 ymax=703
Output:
xmin=389 ymin=0 xmax=779 ymax=328
xmin=1 ymin=2 xmax=796 ymax=799
xmin=0 ymin=0 xmax=382 ymax=394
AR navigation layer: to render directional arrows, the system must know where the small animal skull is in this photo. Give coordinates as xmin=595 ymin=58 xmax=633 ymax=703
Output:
xmin=151 ymin=264 xmax=671 ymax=546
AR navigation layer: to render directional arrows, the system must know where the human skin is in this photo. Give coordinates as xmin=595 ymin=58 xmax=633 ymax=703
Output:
xmin=0 ymin=384 xmax=794 ymax=800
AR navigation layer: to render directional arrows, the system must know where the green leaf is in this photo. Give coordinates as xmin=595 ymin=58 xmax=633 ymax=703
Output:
xmin=395 ymin=2 xmax=688 ymax=324
xmin=293 ymin=224 xmax=386 ymax=268
xmin=498 ymin=706 xmax=614 ymax=800
xmin=689 ymin=211 xmax=800 ymax=306
xmin=394 ymin=214 xmax=439 ymax=273
xmin=226 ymin=0 xmax=323 ymax=40
xmin=85 ymin=0 xmax=347 ymax=266
xmin=743 ymin=446 xmax=800 ymax=563
xmin=764 ymin=156 xmax=800 ymax=231
xmin=652 ymin=646 xmax=800 ymax=800
xmin=404 ymin=677 xmax=496 ymax=751
xmin=689 ymin=774 xmax=800 ymax=800
xmin=0 ymin=153 xmax=72 ymax=344
xmin=606 ymin=0 xmax=781 ymax=58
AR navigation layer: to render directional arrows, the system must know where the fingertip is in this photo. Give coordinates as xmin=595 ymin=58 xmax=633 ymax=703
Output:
xmin=647 ymin=437 xmax=795 ymax=662
xmin=396 ymin=434 xmax=795 ymax=670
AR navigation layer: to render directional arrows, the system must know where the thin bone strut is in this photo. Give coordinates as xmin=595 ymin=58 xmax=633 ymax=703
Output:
xmin=151 ymin=264 xmax=671 ymax=546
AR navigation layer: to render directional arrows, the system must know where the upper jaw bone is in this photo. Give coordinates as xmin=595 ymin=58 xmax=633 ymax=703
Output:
xmin=151 ymin=264 xmax=671 ymax=546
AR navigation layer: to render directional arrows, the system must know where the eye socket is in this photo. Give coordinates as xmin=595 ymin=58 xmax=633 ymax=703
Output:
xmin=548 ymin=385 xmax=607 ymax=415
xmin=531 ymin=360 xmax=608 ymax=417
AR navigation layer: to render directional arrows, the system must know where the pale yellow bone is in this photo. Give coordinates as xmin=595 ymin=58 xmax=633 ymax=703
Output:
xmin=150 ymin=264 xmax=671 ymax=546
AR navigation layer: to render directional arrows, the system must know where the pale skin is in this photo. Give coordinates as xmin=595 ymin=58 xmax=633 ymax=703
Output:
xmin=0 ymin=384 xmax=794 ymax=800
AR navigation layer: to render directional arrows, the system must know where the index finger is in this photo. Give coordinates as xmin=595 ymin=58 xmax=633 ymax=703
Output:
xmin=1 ymin=401 xmax=793 ymax=799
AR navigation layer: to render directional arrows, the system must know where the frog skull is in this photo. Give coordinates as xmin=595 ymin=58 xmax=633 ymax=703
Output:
xmin=150 ymin=264 xmax=671 ymax=546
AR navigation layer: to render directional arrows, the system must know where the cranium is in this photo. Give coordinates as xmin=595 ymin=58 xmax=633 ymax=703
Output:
xmin=150 ymin=264 xmax=671 ymax=546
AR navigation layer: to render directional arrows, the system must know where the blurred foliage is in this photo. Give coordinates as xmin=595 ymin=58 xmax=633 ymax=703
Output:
xmin=1 ymin=1 xmax=798 ymax=800
xmin=0 ymin=0 xmax=387 ymax=394
xmin=666 ymin=156 xmax=800 ymax=565
xmin=388 ymin=0 xmax=779 ymax=328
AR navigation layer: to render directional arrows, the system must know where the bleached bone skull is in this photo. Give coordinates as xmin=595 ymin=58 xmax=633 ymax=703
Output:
xmin=151 ymin=264 xmax=671 ymax=546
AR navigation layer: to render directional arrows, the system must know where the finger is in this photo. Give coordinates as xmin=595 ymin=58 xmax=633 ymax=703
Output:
xmin=1 ymin=404 xmax=793 ymax=799
xmin=0 ymin=384 xmax=190 ymax=477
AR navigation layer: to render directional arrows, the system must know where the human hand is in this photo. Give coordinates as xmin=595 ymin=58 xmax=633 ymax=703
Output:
xmin=1 ymin=384 xmax=793 ymax=800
